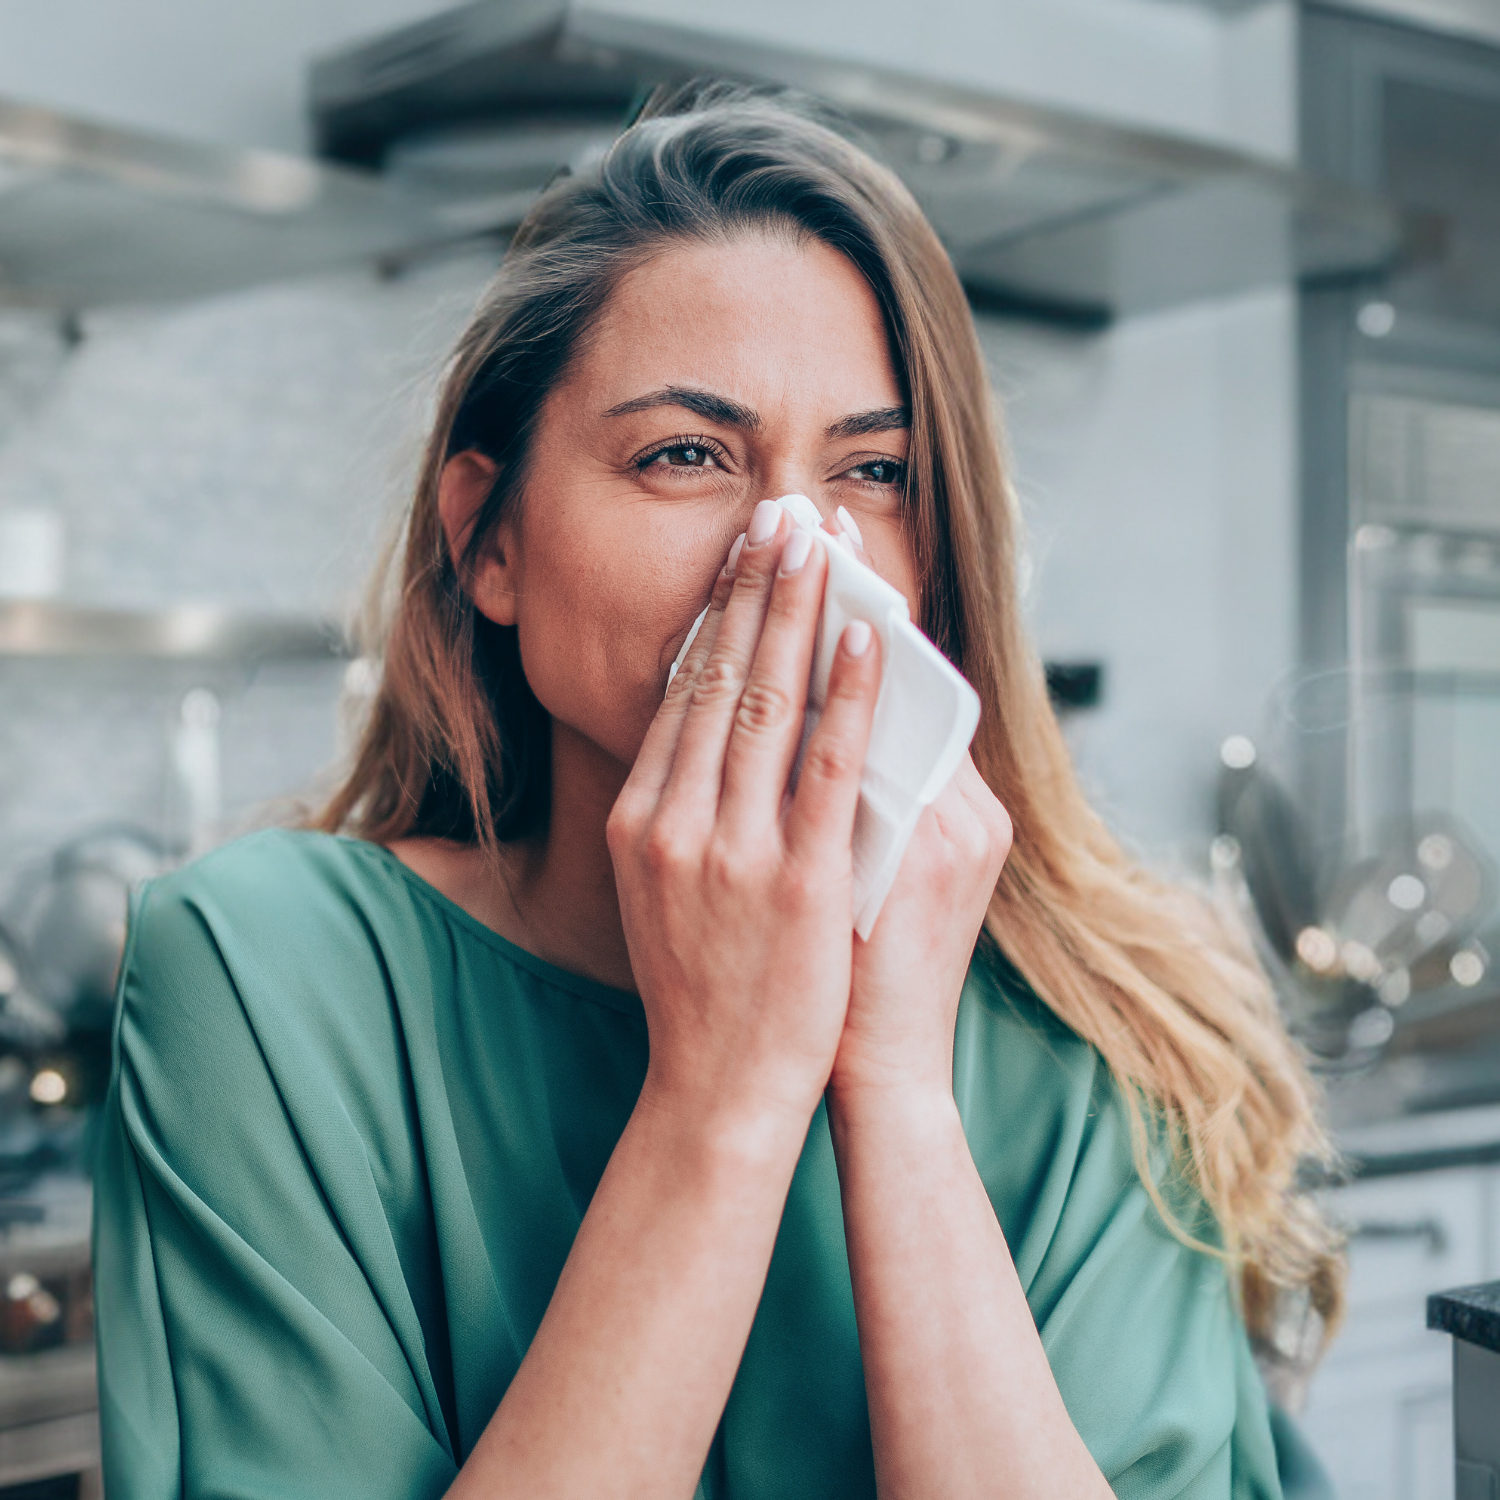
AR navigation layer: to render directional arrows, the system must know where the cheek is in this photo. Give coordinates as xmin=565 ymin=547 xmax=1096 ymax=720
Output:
xmin=861 ymin=524 xmax=921 ymax=613
xmin=510 ymin=509 xmax=731 ymax=763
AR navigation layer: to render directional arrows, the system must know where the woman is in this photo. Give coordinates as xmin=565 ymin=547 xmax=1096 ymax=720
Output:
xmin=94 ymin=86 xmax=1341 ymax=1499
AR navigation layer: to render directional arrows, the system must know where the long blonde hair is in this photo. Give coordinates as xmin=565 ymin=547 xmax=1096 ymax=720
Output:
xmin=319 ymin=84 xmax=1344 ymax=1348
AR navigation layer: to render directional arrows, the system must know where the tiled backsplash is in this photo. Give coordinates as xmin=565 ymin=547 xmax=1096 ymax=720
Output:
xmin=0 ymin=252 xmax=498 ymax=904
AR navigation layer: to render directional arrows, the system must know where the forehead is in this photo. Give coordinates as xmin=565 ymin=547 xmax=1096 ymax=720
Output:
xmin=568 ymin=232 xmax=902 ymax=415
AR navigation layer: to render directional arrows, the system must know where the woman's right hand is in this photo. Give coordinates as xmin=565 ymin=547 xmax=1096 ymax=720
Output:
xmin=607 ymin=498 xmax=883 ymax=1136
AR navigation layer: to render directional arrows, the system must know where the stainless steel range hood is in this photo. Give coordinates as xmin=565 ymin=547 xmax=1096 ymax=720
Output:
xmin=311 ymin=3 xmax=1406 ymax=325
xmin=1152 ymin=0 xmax=1275 ymax=10
xmin=0 ymin=97 xmax=463 ymax=308
xmin=1321 ymin=0 xmax=1500 ymax=50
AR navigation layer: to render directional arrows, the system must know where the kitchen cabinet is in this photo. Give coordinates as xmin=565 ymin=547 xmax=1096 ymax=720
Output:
xmin=0 ymin=1176 xmax=97 ymax=1495
xmin=1428 ymin=1284 xmax=1500 ymax=1500
xmin=1300 ymin=1110 xmax=1500 ymax=1500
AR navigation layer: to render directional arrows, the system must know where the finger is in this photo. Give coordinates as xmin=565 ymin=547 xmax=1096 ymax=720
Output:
xmin=621 ymin=538 xmax=741 ymax=807
xmin=784 ymin=620 xmax=882 ymax=863
xmin=835 ymin=505 xmax=863 ymax=552
xmin=658 ymin=499 xmax=792 ymax=820
xmin=827 ymin=506 xmax=869 ymax=566
xmin=718 ymin=526 xmax=829 ymax=840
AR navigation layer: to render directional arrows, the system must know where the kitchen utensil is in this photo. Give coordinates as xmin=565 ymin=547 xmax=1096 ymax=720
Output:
xmin=20 ymin=826 xmax=168 ymax=1031
xmin=1217 ymin=743 xmax=1320 ymax=965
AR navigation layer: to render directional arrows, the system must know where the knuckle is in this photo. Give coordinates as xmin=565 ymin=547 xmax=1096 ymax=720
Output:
xmin=801 ymin=736 xmax=859 ymax=786
xmin=663 ymin=663 xmax=699 ymax=705
xmin=734 ymin=678 xmax=796 ymax=738
xmin=773 ymin=862 xmax=822 ymax=915
xmin=960 ymin=810 xmax=993 ymax=859
xmin=690 ymin=656 xmax=745 ymax=707
xmin=703 ymin=840 xmax=736 ymax=890
xmin=704 ymin=837 xmax=765 ymax=893
xmin=641 ymin=820 xmax=693 ymax=876
xmin=955 ymin=831 xmax=992 ymax=878
xmin=989 ymin=801 xmax=1015 ymax=858
xmin=785 ymin=854 xmax=849 ymax=915
xmin=605 ymin=800 xmax=638 ymax=853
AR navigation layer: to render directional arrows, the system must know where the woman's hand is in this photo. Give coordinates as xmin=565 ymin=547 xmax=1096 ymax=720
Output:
xmin=818 ymin=722 xmax=1106 ymax=1500
xmin=832 ymin=754 xmax=1013 ymax=1104
xmin=821 ymin=520 xmax=1013 ymax=1105
xmin=607 ymin=498 xmax=884 ymax=1137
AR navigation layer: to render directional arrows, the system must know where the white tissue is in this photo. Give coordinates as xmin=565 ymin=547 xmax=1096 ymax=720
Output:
xmin=668 ymin=493 xmax=981 ymax=939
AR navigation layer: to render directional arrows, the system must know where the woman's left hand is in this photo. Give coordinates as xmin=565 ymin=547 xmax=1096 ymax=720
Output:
xmin=824 ymin=759 xmax=1113 ymax=1500
xmin=829 ymin=755 xmax=1013 ymax=1102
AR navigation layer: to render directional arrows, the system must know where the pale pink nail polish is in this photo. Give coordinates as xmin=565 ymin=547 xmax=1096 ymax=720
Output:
xmin=843 ymin=620 xmax=872 ymax=657
xmin=836 ymin=506 xmax=864 ymax=549
xmin=779 ymin=529 xmax=813 ymax=576
xmin=723 ymin=533 xmax=746 ymax=577
xmin=745 ymin=499 xmax=781 ymax=548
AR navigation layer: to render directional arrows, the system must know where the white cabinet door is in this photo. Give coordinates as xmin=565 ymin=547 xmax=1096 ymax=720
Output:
xmin=1297 ymin=1166 xmax=1485 ymax=1500
xmin=1302 ymin=1330 xmax=1453 ymax=1500
xmin=1335 ymin=1169 xmax=1486 ymax=1317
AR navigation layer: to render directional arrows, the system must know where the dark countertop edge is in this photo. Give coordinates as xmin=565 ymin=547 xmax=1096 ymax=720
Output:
xmin=1428 ymin=1283 xmax=1500 ymax=1352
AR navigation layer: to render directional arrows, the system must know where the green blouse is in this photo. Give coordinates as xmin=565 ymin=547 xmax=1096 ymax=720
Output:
xmin=94 ymin=829 xmax=1300 ymax=1499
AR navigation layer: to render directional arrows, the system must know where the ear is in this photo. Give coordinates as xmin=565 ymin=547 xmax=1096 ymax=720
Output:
xmin=438 ymin=450 xmax=519 ymax=627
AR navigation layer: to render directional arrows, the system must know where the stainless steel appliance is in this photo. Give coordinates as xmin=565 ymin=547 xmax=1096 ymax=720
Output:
xmin=1294 ymin=13 xmax=1500 ymax=1495
xmin=307 ymin=1 xmax=1404 ymax=326
xmin=1298 ymin=2 xmax=1500 ymax=1037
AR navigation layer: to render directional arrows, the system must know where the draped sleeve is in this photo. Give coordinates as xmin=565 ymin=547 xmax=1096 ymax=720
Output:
xmin=955 ymin=952 xmax=1285 ymax=1500
xmin=92 ymin=862 xmax=459 ymax=1500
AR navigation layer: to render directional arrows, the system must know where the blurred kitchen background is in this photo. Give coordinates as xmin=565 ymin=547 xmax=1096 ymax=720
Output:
xmin=1 ymin=0 xmax=1498 ymax=1494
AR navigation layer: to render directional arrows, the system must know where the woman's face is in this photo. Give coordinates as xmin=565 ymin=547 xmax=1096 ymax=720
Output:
xmin=455 ymin=231 xmax=916 ymax=774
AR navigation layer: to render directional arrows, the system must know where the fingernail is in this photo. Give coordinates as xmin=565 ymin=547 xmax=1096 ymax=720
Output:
xmin=779 ymin=528 xmax=813 ymax=576
xmin=722 ymin=533 xmax=746 ymax=578
xmin=843 ymin=620 xmax=872 ymax=657
xmin=836 ymin=506 xmax=863 ymax=548
xmin=746 ymin=498 xmax=781 ymax=548
xmin=836 ymin=531 xmax=857 ymax=557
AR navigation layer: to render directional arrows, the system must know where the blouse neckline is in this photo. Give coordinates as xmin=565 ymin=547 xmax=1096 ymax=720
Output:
xmin=347 ymin=834 xmax=646 ymax=1020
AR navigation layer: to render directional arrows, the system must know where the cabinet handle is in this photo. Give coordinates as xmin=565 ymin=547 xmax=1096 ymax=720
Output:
xmin=1350 ymin=1218 xmax=1448 ymax=1255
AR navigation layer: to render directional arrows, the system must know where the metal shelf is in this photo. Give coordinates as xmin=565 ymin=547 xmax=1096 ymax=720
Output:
xmin=1319 ymin=0 xmax=1500 ymax=52
xmin=0 ymin=602 xmax=348 ymax=661
xmin=0 ymin=96 xmax=464 ymax=308
xmin=1150 ymin=0 xmax=1273 ymax=11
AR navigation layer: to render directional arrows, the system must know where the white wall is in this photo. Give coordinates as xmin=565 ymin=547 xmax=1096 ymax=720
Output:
xmin=985 ymin=288 xmax=1297 ymax=859
xmin=0 ymin=0 xmax=1303 ymax=869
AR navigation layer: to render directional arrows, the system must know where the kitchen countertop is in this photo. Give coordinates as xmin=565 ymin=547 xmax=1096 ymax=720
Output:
xmin=1428 ymin=1282 xmax=1500 ymax=1353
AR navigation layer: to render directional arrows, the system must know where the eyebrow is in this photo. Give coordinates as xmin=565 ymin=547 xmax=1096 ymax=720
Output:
xmin=825 ymin=405 xmax=910 ymax=441
xmin=603 ymin=386 xmax=911 ymax=445
xmin=603 ymin=386 xmax=761 ymax=430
